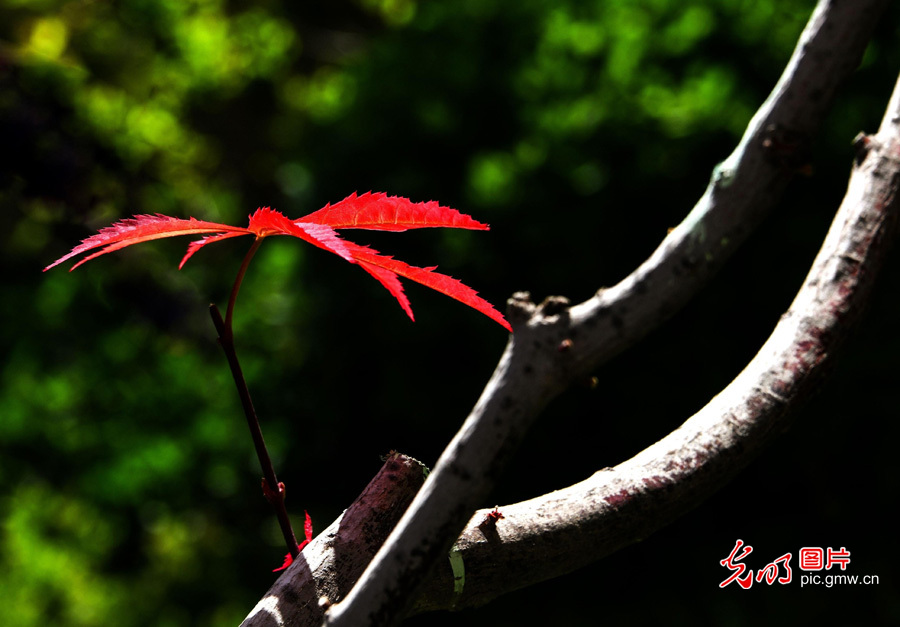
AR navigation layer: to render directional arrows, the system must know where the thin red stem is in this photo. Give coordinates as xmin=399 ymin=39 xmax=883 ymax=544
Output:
xmin=225 ymin=236 xmax=264 ymax=334
xmin=210 ymin=239 xmax=300 ymax=559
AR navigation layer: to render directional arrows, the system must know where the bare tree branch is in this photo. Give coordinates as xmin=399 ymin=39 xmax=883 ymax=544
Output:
xmin=321 ymin=2 xmax=889 ymax=625
xmin=411 ymin=71 xmax=900 ymax=613
xmin=241 ymin=1 xmax=893 ymax=625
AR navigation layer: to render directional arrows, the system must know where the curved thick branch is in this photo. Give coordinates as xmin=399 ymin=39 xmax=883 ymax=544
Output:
xmin=412 ymin=73 xmax=900 ymax=612
xmin=321 ymin=2 xmax=890 ymax=625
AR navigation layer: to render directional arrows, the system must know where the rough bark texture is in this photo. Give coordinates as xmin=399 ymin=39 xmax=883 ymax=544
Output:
xmin=413 ymin=85 xmax=900 ymax=610
xmin=241 ymin=454 xmax=427 ymax=626
xmin=322 ymin=2 xmax=889 ymax=625
xmin=239 ymin=1 xmax=896 ymax=625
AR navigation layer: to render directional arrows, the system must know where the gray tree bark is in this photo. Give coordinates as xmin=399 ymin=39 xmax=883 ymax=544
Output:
xmin=241 ymin=1 xmax=897 ymax=625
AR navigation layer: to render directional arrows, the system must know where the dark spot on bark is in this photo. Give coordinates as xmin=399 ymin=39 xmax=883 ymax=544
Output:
xmin=449 ymin=461 xmax=472 ymax=482
xmin=853 ymin=132 xmax=871 ymax=166
xmin=604 ymin=490 xmax=630 ymax=507
xmin=642 ymin=475 xmax=668 ymax=490
xmin=539 ymin=295 xmax=570 ymax=316
xmin=795 ymin=339 xmax=816 ymax=354
xmin=761 ymin=122 xmax=812 ymax=172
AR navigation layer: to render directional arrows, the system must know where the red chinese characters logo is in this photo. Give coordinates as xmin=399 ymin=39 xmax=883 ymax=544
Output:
xmin=799 ymin=547 xmax=824 ymax=570
xmin=719 ymin=539 xmax=792 ymax=589
xmin=799 ymin=546 xmax=850 ymax=571
xmin=720 ymin=539 xmax=754 ymax=589
xmin=721 ymin=541 xmax=852 ymax=589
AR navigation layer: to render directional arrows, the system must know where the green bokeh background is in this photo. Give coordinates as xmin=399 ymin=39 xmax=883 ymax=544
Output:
xmin=1 ymin=0 xmax=898 ymax=624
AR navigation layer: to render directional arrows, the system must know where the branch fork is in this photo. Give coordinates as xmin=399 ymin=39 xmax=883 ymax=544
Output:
xmin=242 ymin=1 xmax=896 ymax=625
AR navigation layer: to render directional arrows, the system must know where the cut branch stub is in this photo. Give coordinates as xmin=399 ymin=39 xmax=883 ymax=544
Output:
xmin=241 ymin=453 xmax=428 ymax=627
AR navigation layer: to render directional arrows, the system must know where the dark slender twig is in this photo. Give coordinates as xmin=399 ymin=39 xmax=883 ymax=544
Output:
xmin=210 ymin=239 xmax=300 ymax=559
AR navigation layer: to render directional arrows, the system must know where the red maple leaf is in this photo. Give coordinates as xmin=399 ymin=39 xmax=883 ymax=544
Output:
xmin=44 ymin=192 xmax=511 ymax=330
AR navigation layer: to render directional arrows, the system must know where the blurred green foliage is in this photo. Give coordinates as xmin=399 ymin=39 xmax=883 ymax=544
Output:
xmin=2 ymin=0 xmax=899 ymax=625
